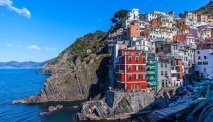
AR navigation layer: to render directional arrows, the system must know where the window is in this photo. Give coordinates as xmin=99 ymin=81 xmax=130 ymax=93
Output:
xmin=142 ymin=74 xmax=146 ymax=79
xmin=204 ymin=56 xmax=207 ymax=59
xmin=136 ymin=66 xmax=139 ymax=71
xmin=128 ymin=56 xmax=132 ymax=62
xmin=138 ymin=84 xmax=140 ymax=90
xmin=172 ymin=74 xmax=176 ymax=77
xmin=203 ymin=61 xmax=208 ymax=65
xmin=165 ymin=63 xmax=167 ymax=68
xmin=128 ymin=66 xmax=132 ymax=71
xmin=172 ymin=67 xmax=175 ymax=70
xmin=165 ymin=71 xmax=168 ymax=76
xmin=136 ymin=56 xmax=139 ymax=62
xmin=143 ymin=57 xmax=146 ymax=62
xmin=204 ymin=68 xmax=206 ymax=73
xmin=161 ymin=63 xmax=163 ymax=68
xmin=162 ymin=82 xmax=164 ymax=87
xmin=128 ymin=75 xmax=132 ymax=80
xmin=198 ymin=62 xmax=202 ymax=65
xmin=198 ymin=56 xmax=201 ymax=60
xmin=197 ymin=51 xmax=200 ymax=54
xmin=161 ymin=71 xmax=164 ymax=76
xmin=136 ymin=74 xmax=139 ymax=79
xmin=131 ymin=84 xmax=135 ymax=90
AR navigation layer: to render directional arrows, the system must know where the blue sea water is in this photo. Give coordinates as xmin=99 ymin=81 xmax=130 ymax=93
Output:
xmin=0 ymin=69 xmax=80 ymax=122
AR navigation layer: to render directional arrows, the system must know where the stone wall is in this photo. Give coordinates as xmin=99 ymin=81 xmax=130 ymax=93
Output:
xmin=106 ymin=90 xmax=155 ymax=112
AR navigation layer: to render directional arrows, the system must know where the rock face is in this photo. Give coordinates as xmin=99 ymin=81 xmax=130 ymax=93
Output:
xmin=76 ymin=90 xmax=157 ymax=120
xmin=194 ymin=1 xmax=213 ymax=19
xmin=20 ymin=31 xmax=110 ymax=103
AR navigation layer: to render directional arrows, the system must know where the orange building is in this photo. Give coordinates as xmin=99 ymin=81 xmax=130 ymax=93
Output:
xmin=129 ymin=22 xmax=141 ymax=37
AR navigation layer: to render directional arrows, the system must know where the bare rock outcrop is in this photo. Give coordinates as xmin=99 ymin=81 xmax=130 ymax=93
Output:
xmin=15 ymin=31 xmax=110 ymax=103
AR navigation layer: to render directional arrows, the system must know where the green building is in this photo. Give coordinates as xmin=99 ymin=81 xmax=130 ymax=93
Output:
xmin=146 ymin=53 xmax=158 ymax=90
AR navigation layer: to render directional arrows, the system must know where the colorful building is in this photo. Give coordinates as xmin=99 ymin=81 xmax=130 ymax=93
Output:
xmin=146 ymin=53 xmax=158 ymax=90
xmin=171 ymin=58 xmax=184 ymax=87
xmin=157 ymin=60 xmax=172 ymax=90
xmin=195 ymin=40 xmax=213 ymax=79
xmin=157 ymin=14 xmax=174 ymax=28
xmin=115 ymin=49 xmax=147 ymax=91
xmin=129 ymin=22 xmax=141 ymax=38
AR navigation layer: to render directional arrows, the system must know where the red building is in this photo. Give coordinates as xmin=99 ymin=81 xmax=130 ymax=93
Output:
xmin=115 ymin=49 xmax=147 ymax=91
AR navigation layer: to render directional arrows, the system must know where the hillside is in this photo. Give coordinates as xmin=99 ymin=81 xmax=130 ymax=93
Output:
xmin=19 ymin=31 xmax=111 ymax=103
xmin=17 ymin=2 xmax=213 ymax=104
xmin=0 ymin=61 xmax=49 ymax=69
xmin=194 ymin=1 xmax=213 ymax=18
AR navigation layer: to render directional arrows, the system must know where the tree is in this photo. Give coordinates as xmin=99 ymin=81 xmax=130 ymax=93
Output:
xmin=114 ymin=10 xmax=128 ymax=20
xmin=111 ymin=18 xmax=118 ymax=23
xmin=111 ymin=9 xmax=128 ymax=23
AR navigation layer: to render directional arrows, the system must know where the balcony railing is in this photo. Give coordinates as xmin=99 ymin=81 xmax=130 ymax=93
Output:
xmin=148 ymin=77 xmax=156 ymax=80
xmin=147 ymin=71 xmax=156 ymax=74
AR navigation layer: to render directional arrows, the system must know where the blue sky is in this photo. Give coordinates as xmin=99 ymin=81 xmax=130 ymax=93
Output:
xmin=0 ymin=0 xmax=210 ymax=62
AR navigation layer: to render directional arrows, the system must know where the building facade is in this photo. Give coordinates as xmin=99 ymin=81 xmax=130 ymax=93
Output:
xmin=195 ymin=49 xmax=213 ymax=79
xmin=115 ymin=49 xmax=147 ymax=91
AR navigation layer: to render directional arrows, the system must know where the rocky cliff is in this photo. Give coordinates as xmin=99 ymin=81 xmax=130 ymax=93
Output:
xmin=194 ymin=1 xmax=213 ymax=18
xmin=20 ymin=31 xmax=111 ymax=103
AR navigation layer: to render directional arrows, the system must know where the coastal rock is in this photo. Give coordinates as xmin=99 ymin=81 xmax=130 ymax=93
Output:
xmin=76 ymin=90 xmax=156 ymax=120
xmin=19 ymin=31 xmax=110 ymax=103
xmin=12 ymin=99 xmax=28 ymax=104
xmin=48 ymin=106 xmax=57 ymax=112
xmin=56 ymin=105 xmax=64 ymax=110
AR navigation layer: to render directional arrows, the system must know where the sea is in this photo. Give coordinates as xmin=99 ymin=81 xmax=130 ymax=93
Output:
xmin=0 ymin=69 xmax=81 ymax=122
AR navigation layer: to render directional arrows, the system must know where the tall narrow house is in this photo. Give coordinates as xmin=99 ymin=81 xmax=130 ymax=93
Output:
xmin=115 ymin=49 xmax=147 ymax=91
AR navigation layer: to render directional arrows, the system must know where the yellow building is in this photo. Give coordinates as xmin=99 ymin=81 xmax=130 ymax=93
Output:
xmin=157 ymin=15 xmax=174 ymax=28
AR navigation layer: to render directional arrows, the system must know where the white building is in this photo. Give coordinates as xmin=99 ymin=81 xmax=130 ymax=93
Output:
xmin=145 ymin=11 xmax=166 ymax=22
xmin=184 ymin=11 xmax=197 ymax=21
xmin=200 ymin=26 xmax=212 ymax=40
xmin=129 ymin=37 xmax=151 ymax=51
xmin=186 ymin=35 xmax=197 ymax=49
xmin=126 ymin=9 xmax=140 ymax=21
xmin=195 ymin=49 xmax=213 ymax=79
xmin=123 ymin=9 xmax=140 ymax=29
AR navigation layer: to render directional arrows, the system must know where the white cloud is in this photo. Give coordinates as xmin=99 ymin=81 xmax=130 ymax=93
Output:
xmin=44 ymin=47 xmax=56 ymax=51
xmin=27 ymin=45 xmax=41 ymax=50
xmin=0 ymin=0 xmax=31 ymax=18
xmin=6 ymin=43 xmax=14 ymax=47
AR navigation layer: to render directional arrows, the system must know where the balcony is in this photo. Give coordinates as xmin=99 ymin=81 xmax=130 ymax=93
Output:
xmin=148 ymin=77 xmax=156 ymax=80
xmin=147 ymin=71 xmax=156 ymax=74
xmin=147 ymin=74 xmax=157 ymax=76
xmin=147 ymin=61 xmax=156 ymax=65
xmin=171 ymin=70 xmax=177 ymax=74
xmin=147 ymin=67 xmax=157 ymax=71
